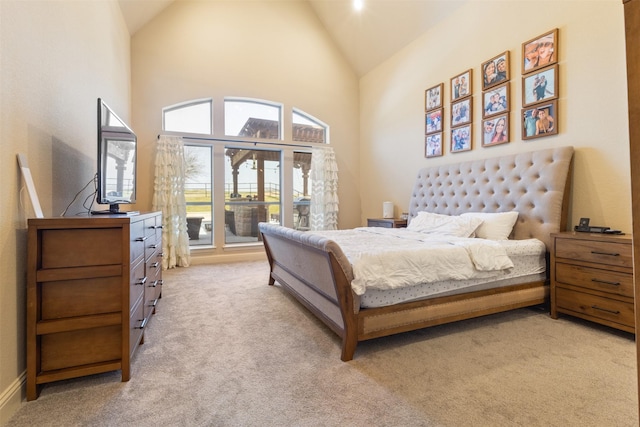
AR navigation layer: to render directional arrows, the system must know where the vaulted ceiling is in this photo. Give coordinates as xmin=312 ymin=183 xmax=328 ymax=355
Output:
xmin=117 ymin=0 xmax=465 ymax=77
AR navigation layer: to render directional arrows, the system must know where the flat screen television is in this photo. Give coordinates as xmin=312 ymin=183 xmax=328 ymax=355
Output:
xmin=92 ymin=98 xmax=138 ymax=215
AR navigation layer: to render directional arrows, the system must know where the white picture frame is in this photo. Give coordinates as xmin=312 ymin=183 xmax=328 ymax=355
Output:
xmin=17 ymin=153 xmax=44 ymax=218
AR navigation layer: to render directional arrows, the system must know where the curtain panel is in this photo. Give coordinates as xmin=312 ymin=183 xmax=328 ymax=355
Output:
xmin=310 ymin=146 xmax=339 ymax=230
xmin=153 ymin=135 xmax=191 ymax=268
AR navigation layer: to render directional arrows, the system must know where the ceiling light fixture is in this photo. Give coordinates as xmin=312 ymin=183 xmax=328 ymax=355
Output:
xmin=354 ymin=0 xmax=364 ymax=11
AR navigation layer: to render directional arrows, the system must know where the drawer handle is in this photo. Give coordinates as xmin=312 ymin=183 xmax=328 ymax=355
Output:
xmin=148 ymin=280 xmax=158 ymax=288
xmin=135 ymin=236 xmax=148 ymax=242
xmin=150 ymin=262 xmax=160 ymax=268
xmin=591 ymin=305 xmax=620 ymax=315
xmin=136 ymin=277 xmax=147 ymax=286
xmin=149 ymin=244 xmax=159 ymax=249
xmin=148 ymin=299 xmax=158 ymax=308
xmin=591 ymin=278 xmax=621 ymax=286
xmin=137 ymin=317 xmax=148 ymax=330
xmin=152 ymin=225 xmax=163 ymax=230
xmin=590 ymin=251 xmax=620 ymax=257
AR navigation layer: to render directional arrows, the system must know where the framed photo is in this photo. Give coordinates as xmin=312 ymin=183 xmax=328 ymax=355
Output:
xmin=522 ymin=100 xmax=558 ymax=140
xmin=522 ymin=64 xmax=558 ymax=107
xmin=482 ymin=51 xmax=510 ymax=90
xmin=425 ymin=133 xmax=443 ymax=158
xmin=522 ymin=28 xmax=558 ymax=74
xmin=450 ymin=69 xmax=472 ymax=101
xmin=482 ymin=114 xmax=509 ymax=147
xmin=425 ymin=83 xmax=443 ymax=111
xmin=482 ymin=82 xmax=509 ymax=118
xmin=451 ymin=98 xmax=472 ymax=127
xmin=425 ymin=109 xmax=443 ymax=134
xmin=451 ymin=124 xmax=472 ymax=153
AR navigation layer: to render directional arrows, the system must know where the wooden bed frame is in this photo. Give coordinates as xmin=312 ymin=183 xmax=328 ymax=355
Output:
xmin=259 ymin=146 xmax=574 ymax=361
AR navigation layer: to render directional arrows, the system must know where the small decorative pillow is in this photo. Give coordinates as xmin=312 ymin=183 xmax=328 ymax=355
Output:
xmin=460 ymin=211 xmax=519 ymax=240
xmin=407 ymin=211 xmax=483 ymax=238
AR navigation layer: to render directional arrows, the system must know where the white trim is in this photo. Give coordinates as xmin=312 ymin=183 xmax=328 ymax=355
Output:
xmin=190 ymin=249 xmax=266 ymax=265
xmin=0 ymin=372 xmax=26 ymax=425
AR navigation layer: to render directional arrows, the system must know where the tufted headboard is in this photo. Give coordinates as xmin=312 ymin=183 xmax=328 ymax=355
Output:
xmin=408 ymin=146 xmax=574 ymax=250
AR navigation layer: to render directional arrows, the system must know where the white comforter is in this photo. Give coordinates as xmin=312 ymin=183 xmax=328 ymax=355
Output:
xmin=313 ymin=227 xmax=515 ymax=295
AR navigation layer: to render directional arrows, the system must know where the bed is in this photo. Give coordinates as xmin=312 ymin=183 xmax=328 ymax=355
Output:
xmin=259 ymin=146 xmax=574 ymax=361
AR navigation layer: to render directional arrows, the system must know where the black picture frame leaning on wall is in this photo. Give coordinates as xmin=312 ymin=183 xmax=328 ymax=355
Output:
xmin=425 ymin=83 xmax=443 ymax=112
xmin=522 ymin=99 xmax=558 ymax=140
xmin=522 ymin=64 xmax=558 ymax=107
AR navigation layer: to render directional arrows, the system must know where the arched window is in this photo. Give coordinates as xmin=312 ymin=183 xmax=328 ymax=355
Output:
xmin=163 ymin=99 xmax=212 ymax=134
xmin=292 ymin=109 xmax=328 ymax=144
xmin=224 ymin=98 xmax=282 ymax=140
xmin=161 ymin=98 xmax=327 ymax=250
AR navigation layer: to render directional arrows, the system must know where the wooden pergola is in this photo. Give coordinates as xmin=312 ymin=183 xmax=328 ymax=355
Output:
xmin=225 ymin=118 xmax=324 ymax=201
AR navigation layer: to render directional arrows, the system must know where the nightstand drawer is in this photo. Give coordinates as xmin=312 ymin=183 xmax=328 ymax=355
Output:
xmin=555 ymin=262 xmax=634 ymax=298
xmin=556 ymin=287 xmax=635 ymax=328
xmin=555 ymin=238 xmax=632 ymax=268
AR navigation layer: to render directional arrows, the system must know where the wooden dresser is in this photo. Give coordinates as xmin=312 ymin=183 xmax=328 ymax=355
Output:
xmin=550 ymin=231 xmax=634 ymax=333
xmin=26 ymin=212 xmax=163 ymax=400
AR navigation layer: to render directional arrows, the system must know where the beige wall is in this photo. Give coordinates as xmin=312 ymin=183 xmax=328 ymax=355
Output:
xmin=130 ymin=0 xmax=361 ymax=239
xmin=0 ymin=0 xmax=131 ymax=422
xmin=0 ymin=0 xmax=633 ymax=422
xmin=360 ymin=0 xmax=631 ymax=232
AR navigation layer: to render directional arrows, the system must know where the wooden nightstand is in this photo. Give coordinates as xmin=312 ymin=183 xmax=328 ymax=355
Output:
xmin=367 ymin=218 xmax=407 ymax=228
xmin=550 ymin=231 xmax=634 ymax=333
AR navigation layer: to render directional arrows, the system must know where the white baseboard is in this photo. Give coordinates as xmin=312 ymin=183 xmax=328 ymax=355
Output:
xmin=0 ymin=372 xmax=26 ymax=425
xmin=190 ymin=249 xmax=267 ymax=265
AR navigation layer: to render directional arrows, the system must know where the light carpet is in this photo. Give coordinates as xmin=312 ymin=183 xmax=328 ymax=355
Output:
xmin=6 ymin=261 xmax=638 ymax=426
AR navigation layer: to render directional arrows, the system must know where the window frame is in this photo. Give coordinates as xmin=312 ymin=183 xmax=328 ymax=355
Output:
xmin=161 ymin=97 xmax=326 ymax=251
xmin=292 ymin=107 xmax=330 ymax=144
xmin=223 ymin=97 xmax=284 ymax=142
xmin=162 ymin=98 xmax=213 ymax=136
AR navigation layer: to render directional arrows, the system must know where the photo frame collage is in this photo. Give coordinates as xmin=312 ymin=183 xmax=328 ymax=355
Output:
xmin=522 ymin=28 xmax=558 ymax=140
xmin=423 ymin=28 xmax=559 ymax=158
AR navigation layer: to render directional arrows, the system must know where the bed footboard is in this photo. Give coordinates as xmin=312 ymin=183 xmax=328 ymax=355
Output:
xmin=259 ymin=223 xmax=359 ymax=361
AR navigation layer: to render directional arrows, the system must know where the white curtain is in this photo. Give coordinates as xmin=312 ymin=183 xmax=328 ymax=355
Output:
xmin=153 ymin=135 xmax=191 ymax=268
xmin=309 ymin=146 xmax=339 ymax=230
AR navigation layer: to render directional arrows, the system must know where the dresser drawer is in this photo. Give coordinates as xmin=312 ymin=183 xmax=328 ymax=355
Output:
xmin=41 ymin=325 xmax=121 ymax=371
xmin=41 ymin=275 xmax=122 ymax=319
xmin=144 ymin=232 xmax=158 ymax=262
xmin=144 ymin=217 xmax=157 ymax=237
xmin=555 ymin=238 xmax=632 ymax=268
xmin=130 ymin=220 xmax=145 ymax=264
xmin=555 ymin=262 xmax=634 ymax=298
xmin=130 ymin=258 xmax=146 ymax=310
xmin=129 ymin=297 xmax=145 ymax=357
xmin=556 ymin=287 xmax=635 ymax=328
xmin=42 ymin=228 xmax=122 ymax=268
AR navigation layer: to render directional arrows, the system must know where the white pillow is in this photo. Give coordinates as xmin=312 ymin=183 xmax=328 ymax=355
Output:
xmin=407 ymin=212 xmax=483 ymax=238
xmin=460 ymin=211 xmax=519 ymax=240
